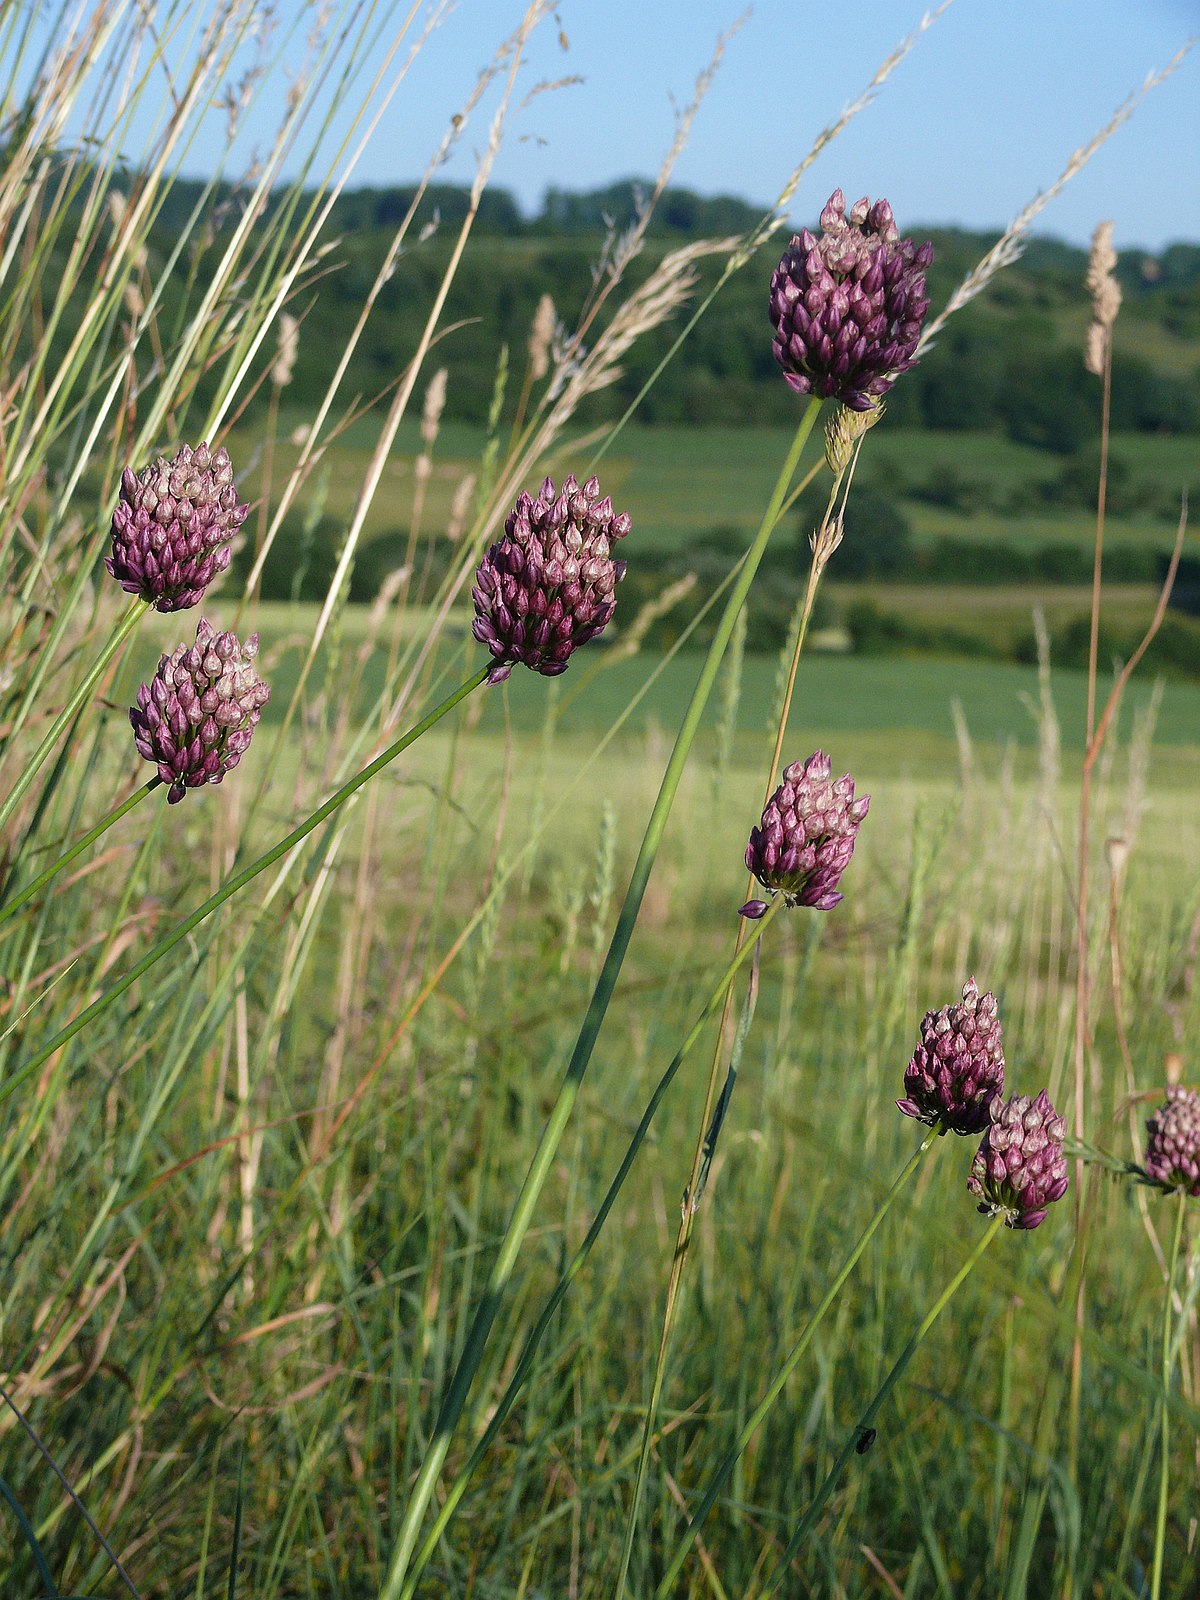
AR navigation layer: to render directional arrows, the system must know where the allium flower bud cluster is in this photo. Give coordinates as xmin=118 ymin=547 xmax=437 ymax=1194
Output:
xmin=968 ymin=1091 xmax=1069 ymax=1231
xmin=740 ymin=751 xmax=869 ymax=918
xmin=472 ymin=474 xmax=630 ymax=683
xmin=1143 ymin=1086 xmax=1200 ymax=1197
xmin=130 ymin=619 xmax=269 ymax=803
xmin=769 ymin=190 xmax=933 ymax=410
xmin=898 ymin=979 xmax=1005 ymax=1135
xmin=107 ymin=442 xmax=249 ymax=612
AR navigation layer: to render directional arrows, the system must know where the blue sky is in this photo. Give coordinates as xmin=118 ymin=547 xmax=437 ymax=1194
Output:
xmin=31 ymin=0 xmax=1200 ymax=249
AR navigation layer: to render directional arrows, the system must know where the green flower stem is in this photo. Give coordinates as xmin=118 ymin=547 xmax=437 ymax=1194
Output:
xmin=0 ymin=1474 xmax=60 ymax=1597
xmin=397 ymin=897 xmax=787 ymax=1598
xmin=760 ymin=1213 xmax=1006 ymax=1596
xmin=1151 ymin=1193 xmax=1187 ymax=1600
xmin=0 ymin=776 xmax=161 ymax=929
xmin=616 ymin=462 xmax=852 ymax=1600
xmin=0 ymin=666 xmax=489 ymax=1109
xmin=654 ymin=1125 xmax=945 ymax=1599
xmin=377 ymin=397 xmax=824 ymax=1600
xmin=0 ymin=600 xmax=148 ymax=838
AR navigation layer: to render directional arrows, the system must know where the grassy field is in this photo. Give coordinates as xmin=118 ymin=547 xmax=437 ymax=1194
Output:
xmin=8 ymin=662 xmax=1199 ymax=1596
xmin=233 ymin=417 xmax=1197 ymax=555
xmin=7 ymin=12 xmax=1200 ymax=1595
xmin=126 ymin=599 xmax=1200 ymax=763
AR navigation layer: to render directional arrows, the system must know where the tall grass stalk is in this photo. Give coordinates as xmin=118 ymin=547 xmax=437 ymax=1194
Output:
xmin=397 ymin=896 xmax=786 ymax=1597
xmin=0 ymin=601 xmax=147 ymax=835
xmin=0 ymin=667 xmax=488 ymax=1109
xmin=1065 ymin=267 xmax=1115 ymax=1511
xmin=654 ymin=1126 xmax=945 ymax=1596
xmin=616 ymin=426 xmax=871 ymax=1599
xmin=0 ymin=775 xmax=160 ymax=928
xmin=761 ymin=1214 xmax=1007 ymax=1595
xmin=1151 ymin=1194 xmax=1188 ymax=1600
xmin=377 ymin=397 xmax=823 ymax=1596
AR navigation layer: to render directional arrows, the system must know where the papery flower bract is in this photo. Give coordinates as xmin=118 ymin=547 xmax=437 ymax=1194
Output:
xmin=740 ymin=751 xmax=868 ymax=918
xmin=968 ymin=1090 xmax=1068 ymax=1231
xmin=769 ymin=190 xmax=933 ymax=410
xmin=107 ymin=442 xmax=249 ymax=612
xmin=130 ymin=618 xmax=269 ymax=803
xmin=472 ymin=474 xmax=630 ymax=683
xmin=1143 ymin=1085 xmax=1200 ymax=1198
xmin=898 ymin=978 xmax=1005 ymax=1135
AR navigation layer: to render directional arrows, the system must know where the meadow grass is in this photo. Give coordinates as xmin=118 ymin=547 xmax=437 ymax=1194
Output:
xmin=2 ymin=711 xmax=1197 ymax=1596
xmin=231 ymin=417 xmax=1196 ymax=554
xmin=118 ymin=613 xmax=1200 ymax=758
xmin=1 ymin=4 xmax=1198 ymax=1598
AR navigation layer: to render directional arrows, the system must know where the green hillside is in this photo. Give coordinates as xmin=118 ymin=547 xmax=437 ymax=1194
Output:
xmin=107 ymin=177 xmax=1200 ymax=442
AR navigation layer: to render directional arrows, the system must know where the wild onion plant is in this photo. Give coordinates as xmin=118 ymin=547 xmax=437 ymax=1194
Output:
xmin=0 ymin=3 xmax=1196 ymax=1597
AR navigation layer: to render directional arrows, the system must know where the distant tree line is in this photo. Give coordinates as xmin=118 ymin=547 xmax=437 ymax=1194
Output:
xmin=31 ymin=169 xmax=1200 ymax=448
xmin=125 ymin=175 xmax=1200 ymax=442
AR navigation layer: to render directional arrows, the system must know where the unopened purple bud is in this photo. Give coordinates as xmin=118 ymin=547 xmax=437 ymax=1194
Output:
xmin=968 ymin=1090 xmax=1068 ymax=1230
xmin=743 ymin=751 xmax=868 ymax=914
xmin=106 ymin=443 xmax=249 ymax=612
xmin=473 ymin=475 xmax=630 ymax=680
xmin=897 ymin=979 xmax=1005 ymax=1135
xmin=130 ymin=618 xmax=269 ymax=802
xmin=1142 ymin=1086 xmax=1200 ymax=1197
xmin=769 ymin=190 xmax=933 ymax=409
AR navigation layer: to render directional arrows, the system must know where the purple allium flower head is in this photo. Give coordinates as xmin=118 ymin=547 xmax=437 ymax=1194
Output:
xmin=739 ymin=751 xmax=869 ymax=918
xmin=968 ymin=1090 xmax=1069 ymax=1231
xmin=106 ymin=442 xmax=249 ymax=612
xmin=769 ymin=189 xmax=933 ymax=411
xmin=1143 ymin=1086 xmax=1200 ymax=1197
xmin=897 ymin=978 xmax=1005 ymax=1135
xmin=472 ymin=474 xmax=630 ymax=684
xmin=130 ymin=618 xmax=269 ymax=803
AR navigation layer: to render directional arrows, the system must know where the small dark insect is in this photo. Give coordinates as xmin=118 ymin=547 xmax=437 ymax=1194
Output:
xmin=855 ymin=1427 xmax=877 ymax=1455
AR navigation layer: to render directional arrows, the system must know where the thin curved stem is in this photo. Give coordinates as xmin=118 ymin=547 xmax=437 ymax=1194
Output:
xmin=0 ymin=600 xmax=148 ymax=837
xmin=655 ymin=1126 xmax=944 ymax=1598
xmin=397 ymin=897 xmax=786 ymax=1599
xmin=0 ymin=667 xmax=488 ymax=1109
xmin=1151 ymin=1193 xmax=1187 ymax=1600
xmin=0 ymin=777 xmax=161 ymax=929
xmin=760 ymin=1214 xmax=1005 ymax=1596
xmin=0 ymin=1475 xmax=60 ymax=1597
xmin=618 ymin=448 xmax=845 ymax=1600
xmin=377 ymin=397 xmax=823 ymax=1600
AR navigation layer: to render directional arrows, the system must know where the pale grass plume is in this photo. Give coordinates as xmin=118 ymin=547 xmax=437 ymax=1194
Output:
xmin=921 ymin=39 xmax=1196 ymax=351
xmin=1084 ymin=219 xmax=1121 ymax=377
xmin=606 ymin=573 xmax=700 ymax=665
xmin=240 ymin=0 xmax=542 ymax=607
xmin=446 ymin=472 xmax=477 ymax=541
xmin=271 ymin=312 xmax=300 ymax=389
xmin=593 ymin=5 xmax=954 ymax=457
xmin=604 ymin=11 xmax=747 ymax=284
xmin=560 ymin=14 xmax=746 ymax=373
xmin=528 ymin=292 xmax=556 ymax=381
xmin=541 ymin=235 xmax=738 ymax=440
xmin=419 ymin=367 xmax=448 ymax=449
xmin=740 ymin=0 xmax=956 ymax=265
